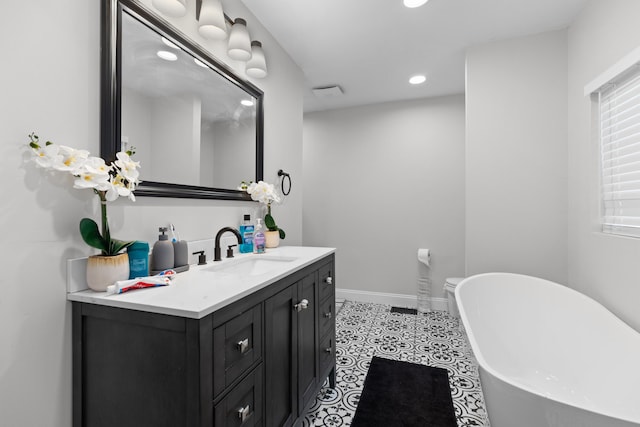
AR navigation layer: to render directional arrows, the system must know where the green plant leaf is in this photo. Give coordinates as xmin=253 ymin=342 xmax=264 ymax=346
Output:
xmin=110 ymin=238 xmax=135 ymax=255
xmin=278 ymin=228 xmax=286 ymax=239
xmin=79 ymin=218 xmax=108 ymax=252
xmin=265 ymin=213 xmax=278 ymax=231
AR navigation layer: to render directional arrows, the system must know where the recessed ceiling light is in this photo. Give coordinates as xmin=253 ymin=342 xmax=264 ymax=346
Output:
xmin=194 ymin=58 xmax=209 ymax=68
xmin=404 ymin=0 xmax=429 ymax=8
xmin=241 ymin=99 xmax=254 ymax=107
xmin=157 ymin=50 xmax=178 ymax=61
xmin=409 ymin=74 xmax=427 ymax=85
xmin=161 ymin=37 xmax=179 ymax=49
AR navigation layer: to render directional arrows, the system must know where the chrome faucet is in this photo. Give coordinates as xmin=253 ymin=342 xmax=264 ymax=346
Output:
xmin=214 ymin=227 xmax=243 ymax=261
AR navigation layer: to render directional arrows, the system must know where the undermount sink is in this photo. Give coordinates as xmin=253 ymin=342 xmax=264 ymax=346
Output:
xmin=203 ymin=256 xmax=297 ymax=276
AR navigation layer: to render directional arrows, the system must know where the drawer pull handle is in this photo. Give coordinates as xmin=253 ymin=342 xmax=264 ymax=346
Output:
xmin=325 ymin=276 xmax=333 ymax=285
xmin=294 ymin=299 xmax=309 ymax=312
xmin=237 ymin=404 xmax=251 ymax=422
xmin=324 ymin=347 xmax=332 ymax=354
xmin=236 ymin=338 xmax=249 ymax=354
xmin=324 ymin=312 xmax=332 ymax=319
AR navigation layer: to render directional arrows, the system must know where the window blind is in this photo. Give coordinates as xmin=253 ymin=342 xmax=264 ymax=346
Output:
xmin=600 ymin=65 xmax=640 ymax=237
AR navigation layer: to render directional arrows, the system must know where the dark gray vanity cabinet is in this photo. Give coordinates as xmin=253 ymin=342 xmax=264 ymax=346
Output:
xmin=265 ymin=271 xmax=321 ymax=427
xmin=72 ymin=253 xmax=335 ymax=427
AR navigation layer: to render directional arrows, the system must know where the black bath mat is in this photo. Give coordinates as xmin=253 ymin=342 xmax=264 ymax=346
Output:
xmin=390 ymin=306 xmax=418 ymax=315
xmin=351 ymin=357 xmax=457 ymax=427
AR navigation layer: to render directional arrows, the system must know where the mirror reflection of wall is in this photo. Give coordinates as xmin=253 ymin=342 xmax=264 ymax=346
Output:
xmin=120 ymin=11 xmax=257 ymax=188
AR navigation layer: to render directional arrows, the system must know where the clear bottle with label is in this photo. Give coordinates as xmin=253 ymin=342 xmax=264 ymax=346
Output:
xmin=239 ymin=214 xmax=254 ymax=253
xmin=253 ymin=218 xmax=266 ymax=254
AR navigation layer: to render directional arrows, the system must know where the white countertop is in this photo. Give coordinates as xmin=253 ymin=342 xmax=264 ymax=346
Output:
xmin=67 ymin=246 xmax=335 ymax=319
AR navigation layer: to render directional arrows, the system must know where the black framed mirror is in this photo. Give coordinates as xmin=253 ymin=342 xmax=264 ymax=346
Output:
xmin=101 ymin=0 xmax=263 ymax=200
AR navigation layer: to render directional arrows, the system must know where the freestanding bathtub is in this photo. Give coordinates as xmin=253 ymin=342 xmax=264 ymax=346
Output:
xmin=455 ymin=272 xmax=640 ymax=427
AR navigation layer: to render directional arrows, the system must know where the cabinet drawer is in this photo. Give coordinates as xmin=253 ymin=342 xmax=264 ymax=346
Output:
xmin=214 ymin=364 xmax=263 ymax=427
xmin=318 ymin=262 xmax=335 ymax=303
xmin=214 ymin=304 xmax=263 ymax=397
xmin=318 ymin=333 xmax=334 ymax=376
xmin=319 ymin=296 xmax=334 ymax=339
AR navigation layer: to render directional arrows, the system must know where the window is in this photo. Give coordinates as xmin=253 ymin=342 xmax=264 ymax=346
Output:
xmin=595 ymin=63 xmax=640 ymax=237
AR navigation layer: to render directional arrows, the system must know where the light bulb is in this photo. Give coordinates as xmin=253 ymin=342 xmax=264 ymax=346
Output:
xmin=409 ymin=75 xmax=426 ymax=85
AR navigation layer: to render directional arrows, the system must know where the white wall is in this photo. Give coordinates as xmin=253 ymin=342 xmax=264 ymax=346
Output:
xmin=121 ymin=87 xmax=152 ymax=170
xmin=211 ymin=117 xmax=256 ymax=189
xmin=0 ymin=0 xmax=303 ymax=425
xmin=567 ymin=0 xmax=640 ymax=330
xmin=465 ymin=30 xmax=568 ymax=284
xmin=150 ymin=94 xmax=201 ymax=185
xmin=303 ymin=95 xmax=466 ymax=301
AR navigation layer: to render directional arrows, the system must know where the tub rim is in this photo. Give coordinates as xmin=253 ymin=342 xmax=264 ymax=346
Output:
xmin=455 ymin=271 xmax=640 ymax=425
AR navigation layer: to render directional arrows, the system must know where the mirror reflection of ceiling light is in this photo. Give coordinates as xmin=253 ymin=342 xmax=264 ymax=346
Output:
xmin=194 ymin=58 xmax=209 ymax=68
xmin=403 ymin=0 xmax=429 ymax=8
xmin=409 ymin=74 xmax=427 ymax=85
xmin=246 ymin=41 xmax=268 ymax=78
xmin=157 ymin=50 xmax=178 ymax=61
xmin=241 ymin=99 xmax=254 ymax=107
xmin=151 ymin=0 xmax=187 ymax=17
xmin=161 ymin=37 xmax=180 ymax=49
xmin=198 ymin=0 xmax=227 ymax=40
xmin=227 ymin=18 xmax=252 ymax=61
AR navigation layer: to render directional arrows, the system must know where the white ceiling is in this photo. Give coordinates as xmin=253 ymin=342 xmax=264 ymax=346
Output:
xmin=240 ymin=0 xmax=589 ymax=112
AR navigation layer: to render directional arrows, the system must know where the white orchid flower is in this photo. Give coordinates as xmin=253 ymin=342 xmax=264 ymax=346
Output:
xmin=52 ymin=145 xmax=90 ymax=173
xmin=246 ymin=181 xmax=280 ymax=205
xmin=31 ymin=143 xmax=61 ymax=169
xmin=84 ymin=156 xmax=111 ymax=175
xmin=25 ymin=135 xmax=140 ymax=204
xmin=114 ymin=151 xmax=140 ymax=183
xmin=106 ymin=175 xmax=136 ymax=202
xmin=73 ymin=168 xmax=111 ymax=190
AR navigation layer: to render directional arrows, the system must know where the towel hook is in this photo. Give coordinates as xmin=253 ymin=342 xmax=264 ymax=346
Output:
xmin=278 ymin=169 xmax=292 ymax=196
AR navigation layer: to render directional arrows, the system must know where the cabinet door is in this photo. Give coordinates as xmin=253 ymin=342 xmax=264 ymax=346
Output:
xmin=297 ymin=272 xmax=319 ymax=414
xmin=265 ymin=285 xmax=297 ymax=427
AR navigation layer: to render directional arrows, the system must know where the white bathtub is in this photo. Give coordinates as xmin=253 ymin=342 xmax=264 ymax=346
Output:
xmin=455 ymin=273 xmax=640 ymax=427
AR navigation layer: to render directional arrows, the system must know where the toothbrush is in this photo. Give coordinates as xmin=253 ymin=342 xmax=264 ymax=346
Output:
xmin=170 ymin=223 xmax=177 ymax=243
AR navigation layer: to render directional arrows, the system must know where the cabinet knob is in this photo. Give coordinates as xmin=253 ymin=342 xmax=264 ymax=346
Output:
xmin=237 ymin=404 xmax=252 ymax=422
xmin=294 ymin=299 xmax=309 ymax=312
xmin=324 ymin=347 xmax=332 ymax=354
xmin=325 ymin=276 xmax=333 ymax=285
xmin=236 ymin=338 xmax=249 ymax=354
xmin=324 ymin=311 xmax=332 ymax=319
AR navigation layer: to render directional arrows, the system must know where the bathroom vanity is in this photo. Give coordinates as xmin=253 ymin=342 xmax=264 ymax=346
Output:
xmin=69 ymin=247 xmax=336 ymax=427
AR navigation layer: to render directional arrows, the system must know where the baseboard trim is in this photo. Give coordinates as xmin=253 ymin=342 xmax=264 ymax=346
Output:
xmin=336 ymin=288 xmax=448 ymax=312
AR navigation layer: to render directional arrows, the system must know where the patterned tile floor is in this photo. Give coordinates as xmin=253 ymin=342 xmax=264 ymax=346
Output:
xmin=302 ymin=301 xmax=489 ymax=426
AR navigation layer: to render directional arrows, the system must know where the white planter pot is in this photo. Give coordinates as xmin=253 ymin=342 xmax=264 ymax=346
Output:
xmin=264 ymin=231 xmax=280 ymax=248
xmin=86 ymin=253 xmax=130 ymax=292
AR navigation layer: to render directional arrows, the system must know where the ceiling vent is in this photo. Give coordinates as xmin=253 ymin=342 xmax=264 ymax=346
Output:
xmin=312 ymin=85 xmax=344 ymax=98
